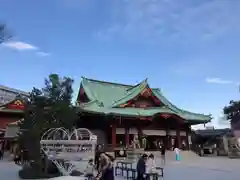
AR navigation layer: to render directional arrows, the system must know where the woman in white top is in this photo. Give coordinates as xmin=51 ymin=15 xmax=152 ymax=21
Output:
xmin=145 ymin=154 xmax=156 ymax=180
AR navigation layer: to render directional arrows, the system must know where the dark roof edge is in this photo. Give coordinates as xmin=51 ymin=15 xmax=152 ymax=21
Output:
xmin=81 ymin=76 xmax=160 ymax=90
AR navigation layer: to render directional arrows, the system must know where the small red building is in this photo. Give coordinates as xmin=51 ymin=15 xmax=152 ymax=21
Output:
xmin=0 ymin=96 xmax=25 ymax=152
xmin=76 ymin=77 xmax=212 ymax=150
xmin=0 ymin=97 xmax=25 ymax=131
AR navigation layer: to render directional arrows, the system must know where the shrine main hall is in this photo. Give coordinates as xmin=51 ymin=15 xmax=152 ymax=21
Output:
xmin=76 ymin=77 xmax=211 ymax=150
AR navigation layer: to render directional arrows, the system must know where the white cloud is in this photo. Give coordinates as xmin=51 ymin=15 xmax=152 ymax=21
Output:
xmin=37 ymin=51 xmax=51 ymax=57
xmin=205 ymin=77 xmax=233 ymax=84
xmin=3 ymin=41 xmax=51 ymax=57
xmin=96 ymin=0 xmax=240 ymax=42
xmin=3 ymin=41 xmax=38 ymax=51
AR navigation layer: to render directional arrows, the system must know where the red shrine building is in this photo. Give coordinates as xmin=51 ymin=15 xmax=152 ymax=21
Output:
xmin=0 ymin=85 xmax=28 ymax=151
xmin=0 ymin=97 xmax=25 ymax=130
xmin=0 ymin=85 xmax=28 ymax=137
xmin=76 ymin=77 xmax=212 ymax=150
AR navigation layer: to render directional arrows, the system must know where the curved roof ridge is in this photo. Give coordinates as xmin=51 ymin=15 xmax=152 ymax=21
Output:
xmin=82 ymin=76 xmax=132 ymax=87
xmin=153 ymin=89 xmax=211 ymax=117
xmin=126 ymin=78 xmax=148 ymax=91
xmin=112 ymin=79 xmax=149 ymax=107
xmin=81 ymin=77 xmax=161 ymax=90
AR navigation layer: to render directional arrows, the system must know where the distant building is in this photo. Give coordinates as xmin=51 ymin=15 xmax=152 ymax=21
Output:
xmin=0 ymin=85 xmax=28 ymax=131
xmin=0 ymin=85 xmax=29 ymax=105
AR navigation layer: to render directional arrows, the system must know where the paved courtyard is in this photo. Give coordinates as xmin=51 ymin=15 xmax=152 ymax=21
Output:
xmin=162 ymin=158 xmax=240 ymax=180
xmin=0 ymin=156 xmax=239 ymax=180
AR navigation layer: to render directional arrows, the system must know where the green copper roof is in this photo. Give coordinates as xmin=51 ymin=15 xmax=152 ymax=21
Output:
xmin=79 ymin=77 xmax=211 ymax=123
xmin=112 ymin=79 xmax=149 ymax=107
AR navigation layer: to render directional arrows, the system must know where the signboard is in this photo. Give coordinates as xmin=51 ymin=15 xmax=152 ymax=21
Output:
xmin=7 ymin=100 xmax=24 ymax=110
xmin=40 ymin=128 xmax=97 ymax=175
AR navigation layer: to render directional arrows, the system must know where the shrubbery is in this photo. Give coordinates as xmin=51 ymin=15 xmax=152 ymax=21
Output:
xmin=18 ymin=160 xmax=61 ymax=179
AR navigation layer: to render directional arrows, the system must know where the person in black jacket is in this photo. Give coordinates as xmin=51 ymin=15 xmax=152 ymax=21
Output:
xmin=160 ymin=144 xmax=166 ymax=165
xmin=95 ymin=145 xmax=102 ymax=171
xmin=136 ymin=154 xmax=148 ymax=180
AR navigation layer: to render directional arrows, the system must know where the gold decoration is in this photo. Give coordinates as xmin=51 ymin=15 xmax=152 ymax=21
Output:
xmin=13 ymin=100 xmax=23 ymax=106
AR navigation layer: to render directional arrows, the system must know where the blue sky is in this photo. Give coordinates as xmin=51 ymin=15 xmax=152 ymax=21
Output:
xmin=0 ymin=0 xmax=240 ymax=128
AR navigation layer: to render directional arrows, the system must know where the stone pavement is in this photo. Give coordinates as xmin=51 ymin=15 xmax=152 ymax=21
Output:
xmin=0 ymin=156 xmax=239 ymax=180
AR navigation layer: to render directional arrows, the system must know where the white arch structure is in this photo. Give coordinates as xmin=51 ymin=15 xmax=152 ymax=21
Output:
xmin=40 ymin=128 xmax=97 ymax=175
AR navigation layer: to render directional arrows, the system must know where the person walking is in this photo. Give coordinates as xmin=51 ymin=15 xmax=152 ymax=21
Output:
xmin=174 ymin=147 xmax=180 ymax=161
xmin=145 ymin=154 xmax=156 ymax=180
xmin=96 ymin=153 xmax=114 ymax=180
xmin=160 ymin=144 xmax=166 ymax=165
xmin=136 ymin=154 xmax=148 ymax=180
xmin=0 ymin=150 xmax=3 ymax=160
xmin=95 ymin=145 xmax=102 ymax=171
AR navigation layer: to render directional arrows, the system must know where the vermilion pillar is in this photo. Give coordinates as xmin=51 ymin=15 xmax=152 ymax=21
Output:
xmin=125 ymin=127 xmax=130 ymax=148
xmin=111 ymin=123 xmax=116 ymax=149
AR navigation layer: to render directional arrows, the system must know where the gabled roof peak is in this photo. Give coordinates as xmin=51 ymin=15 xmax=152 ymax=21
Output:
xmin=126 ymin=78 xmax=148 ymax=91
xmin=81 ymin=76 xmax=150 ymax=88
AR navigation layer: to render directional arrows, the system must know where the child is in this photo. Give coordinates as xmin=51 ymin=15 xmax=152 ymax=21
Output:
xmin=85 ymin=159 xmax=94 ymax=180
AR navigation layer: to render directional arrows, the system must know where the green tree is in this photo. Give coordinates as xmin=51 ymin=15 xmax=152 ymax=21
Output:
xmin=0 ymin=24 xmax=11 ymax=44
xmin=223 ymin=100 xmax=240 ymax=128
xmin=18 ymin=74 xmax=78 ymax=173
xmin=42 ymin=74 xmax=78 ymax=130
